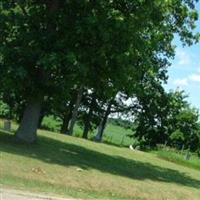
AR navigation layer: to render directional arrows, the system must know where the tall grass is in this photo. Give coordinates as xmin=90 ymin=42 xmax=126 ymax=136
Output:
xmin=155 ymin=149 xmax=200 ymax=171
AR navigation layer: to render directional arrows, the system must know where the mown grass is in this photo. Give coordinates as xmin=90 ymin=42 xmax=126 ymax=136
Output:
xmin=0 ymin=122 xmax=200 ymax=199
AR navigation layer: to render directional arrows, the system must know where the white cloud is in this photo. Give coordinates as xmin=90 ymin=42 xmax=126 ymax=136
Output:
xmin=189 ymin=74 xmax=200 ymax=82
xmin=171 ymin=63 xmax=200 ymax=88
xmin=173 ymin=78 xmax=188 ymax=87
xmin=176 ymin=49 xmax=191 ymax=65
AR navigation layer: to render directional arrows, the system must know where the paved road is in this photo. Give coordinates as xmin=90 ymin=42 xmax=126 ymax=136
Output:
xmin=0 ymin=188 xmax=75 ymax=200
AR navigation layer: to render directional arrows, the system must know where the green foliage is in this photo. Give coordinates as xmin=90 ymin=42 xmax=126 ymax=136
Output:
xmin=175 ymin=108 xmax=200 ymax=151
xmin=41 ymin=115 xmax=61 ymax=132
xmin=134 ymin=89 xmax=200 ymax=152
xmin=0 ymin=0 xmax=199 ymax=142
xmin=170 ymin=129 xmax=185 ymax=148
xmin=0 ymin=100 xmax=10 ymax=118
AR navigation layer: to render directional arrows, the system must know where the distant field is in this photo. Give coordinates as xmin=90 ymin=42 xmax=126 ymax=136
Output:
xmin=0 ymin=121 xmax=200 ymax=200
xmin=41 ymin=116 xmax=135 ymax=146
xmin=103 ymin=123 xmax=134 ymax=146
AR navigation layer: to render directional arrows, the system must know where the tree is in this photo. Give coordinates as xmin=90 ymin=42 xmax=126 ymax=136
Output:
xmin=174 ymin=107 xmax=200 ymax=151
xmin=0 ymin=0 xmax=199 ymax=143
xmin=68 ymin=86 xmax=84 ymax=135
xmin=59 ymin=96 xmax=75 ymax=134
xmin=134 ymin=73 xmax=169 ymax=146
xmin=134 ymin=87 xmax=200 ymax=151
xmin=94 ymin=99 xmax=113 ymax=142
xmin=81 ymin=92 xmax=97 ymax=139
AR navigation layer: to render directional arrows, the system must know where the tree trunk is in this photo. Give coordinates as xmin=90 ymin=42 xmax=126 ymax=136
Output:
xmin=82 ymin=94 xmax=96 ymax=139
xmin=82 ymin=122 xmax=89 ymax=139
xmin=15 ymin=99 xmax=42 ymax=143
xmin=94 ymin=101 xmax=112 ymax=142
xmin=94 ymin=120 xmax=104 ymax=142
xmin=60 ymin=110 xmax=72 ymax=134
xmin=60 ymin=98 xmax=74 ymax=134
xmin=68 ymin=86 xmax=83 ymax=135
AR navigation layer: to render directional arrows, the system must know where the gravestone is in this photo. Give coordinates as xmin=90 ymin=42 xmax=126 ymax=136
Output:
xmin=4 ymin=120 xmax=11 ymax=131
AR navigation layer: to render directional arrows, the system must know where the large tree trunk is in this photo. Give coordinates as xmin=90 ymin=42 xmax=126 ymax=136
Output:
xmin=15 ymin=99 xmax=42 ymax=143
xmin=68 ymin=86 xmax=83 ymax=135
xmin=94 ymin=101 xmax=112 ymax=142
xmin=82 ymin=94 xmax=96 ymax=139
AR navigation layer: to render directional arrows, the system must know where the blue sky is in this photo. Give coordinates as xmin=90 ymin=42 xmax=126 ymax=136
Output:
xmin=165 ymin=2 xmax=200 ymax=110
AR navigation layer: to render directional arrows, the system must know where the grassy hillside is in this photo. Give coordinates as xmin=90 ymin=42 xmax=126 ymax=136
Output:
xmin=0 ymin=123 xmax=200 ymax=200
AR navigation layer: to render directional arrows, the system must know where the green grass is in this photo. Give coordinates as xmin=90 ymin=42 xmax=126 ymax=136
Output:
xmin=103 ymin=123 xmax=135 ymax=146
xmin=41 ymin=116 xmax=135 ymax=146
xmin=0 ymin=121 xmax=200 ymax=200
xmin=154 ymin=149 xmax=200 ymax=171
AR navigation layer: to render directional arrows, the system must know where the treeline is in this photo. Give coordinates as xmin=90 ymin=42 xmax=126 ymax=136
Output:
xmin=134 ymin=90 xmax=200 ymax=153
xmin=109 ymin=90 xmax=200 ymax=154
xmin=0 ymin=1 xmax=199 ymax=153
xmin=1 ymin=89 xmax=200 ymax=153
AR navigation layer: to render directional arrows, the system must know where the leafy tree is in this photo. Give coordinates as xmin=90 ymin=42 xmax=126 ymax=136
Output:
xmin=134 ymin=88 xmax=200 ymax=152
xmin=174 ymin=107 xmax=200 ymax=151
xmin=0 ymin=0 xmax=199 ymax=143
xmin=134 ymin=74 xmax=169 ymax=146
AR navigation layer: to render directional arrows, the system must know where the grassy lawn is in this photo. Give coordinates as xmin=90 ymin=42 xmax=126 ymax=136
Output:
xmin=0 ymin=121 xmax=200 ymax=199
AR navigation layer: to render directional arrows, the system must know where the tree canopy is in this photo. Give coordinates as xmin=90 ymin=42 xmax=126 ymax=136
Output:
xmin=0 ymin=0 xmax=199 ymax=143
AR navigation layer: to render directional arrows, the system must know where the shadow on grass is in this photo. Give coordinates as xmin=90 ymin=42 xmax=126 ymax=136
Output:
xmin=0 ymin=130 xmax=200 ymax=189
